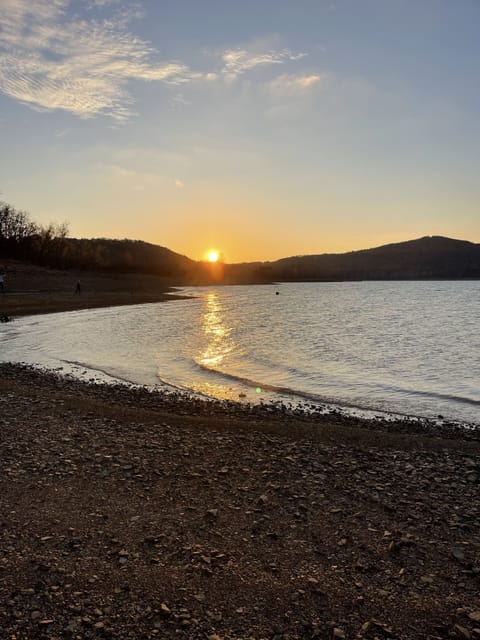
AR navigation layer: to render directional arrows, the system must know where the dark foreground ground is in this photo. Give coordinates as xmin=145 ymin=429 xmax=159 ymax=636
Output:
xmin=1 ymin=363 xmax=480 ymax=640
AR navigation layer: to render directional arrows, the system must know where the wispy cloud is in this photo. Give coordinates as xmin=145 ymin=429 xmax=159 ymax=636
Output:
xmin=88 ymin=0 xmax=121 ymax=7
xmin=269 ymin=73 xmax=327 ymax=94
xmin=222 ymin=48 xmax=306 ymax=79
xmin=0 ymin=2 xmax=314 ymax=121
xmin=0 ymin=0 xmax=195 ymax=121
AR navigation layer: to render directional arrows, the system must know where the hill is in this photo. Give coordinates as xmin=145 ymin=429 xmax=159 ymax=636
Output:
xmin=0 ymin=201 xmax=197 ymax=279
xmin=226 ymin=236 xmax=480 ymax=282
xmin=60 ymin=238 xmax=196 ymax=277
xmin=3 ymin=200 xmax=480 ymax=286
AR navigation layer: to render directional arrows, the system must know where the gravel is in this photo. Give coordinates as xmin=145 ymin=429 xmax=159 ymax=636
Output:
xmin=1 ymin=363 xmax=479 ymax=639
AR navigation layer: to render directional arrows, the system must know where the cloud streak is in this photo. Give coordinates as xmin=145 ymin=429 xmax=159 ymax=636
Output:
xmin=222 ymin=48 xmax=306 ymax=79
xmin=269 ymin=73 xmax=326 ymax=94
xmin=0 ymin=0 xmax=194 ymax=120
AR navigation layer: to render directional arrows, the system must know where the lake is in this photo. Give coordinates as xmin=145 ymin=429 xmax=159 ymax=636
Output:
xmin=1 ymin=281 xmax=479 ymax=425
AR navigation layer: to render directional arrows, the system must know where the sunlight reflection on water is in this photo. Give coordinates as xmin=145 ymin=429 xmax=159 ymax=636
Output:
xmin=1 ymin=281 xmax=479 ymax=424
xmin=199 ymin=291 xmax=234 ymax=368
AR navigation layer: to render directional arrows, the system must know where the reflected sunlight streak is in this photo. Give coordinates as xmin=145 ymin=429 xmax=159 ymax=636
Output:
xmin=198 ymin=291 xmax=235 ymax=368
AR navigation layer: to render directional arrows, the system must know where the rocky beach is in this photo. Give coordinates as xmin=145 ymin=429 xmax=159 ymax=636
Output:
xmin=1 ymin=1 xmax=479 ymax=635
xmin=1 ymin=362 xmax=480 ymax=640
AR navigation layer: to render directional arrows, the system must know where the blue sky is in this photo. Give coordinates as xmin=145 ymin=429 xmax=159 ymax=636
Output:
xmin=0 ymin=0 xmax=479 ymax=261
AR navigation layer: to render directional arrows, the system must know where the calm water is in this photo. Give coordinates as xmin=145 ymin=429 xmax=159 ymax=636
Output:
xmin=1 ymin=281 xmax=479 ymax=425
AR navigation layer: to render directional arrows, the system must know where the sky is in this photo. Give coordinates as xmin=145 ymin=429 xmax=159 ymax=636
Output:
xmin=0 ymin=0 xmax=479 ymax=263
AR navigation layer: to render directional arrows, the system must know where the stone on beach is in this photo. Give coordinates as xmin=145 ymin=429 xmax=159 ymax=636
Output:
xmin=1 ymin=362 xmax=480 ymax=639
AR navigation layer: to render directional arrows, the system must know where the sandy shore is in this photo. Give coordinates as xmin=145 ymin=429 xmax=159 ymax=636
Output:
xmin=0 ymin=260 xmax=191 ymax=317
xmin=0 ymin=290 xmax=190 ymax=318
xmin=1 ymin=362 xmax=480 ymax=639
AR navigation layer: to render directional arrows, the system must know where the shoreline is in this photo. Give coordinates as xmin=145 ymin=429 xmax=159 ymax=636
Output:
xmin=2 ymin=274 xmax=479 ymax=638
xmin=0 ymin=290 xmax=191 ymax=318
xmin=0 ymin=259 xmax=194 ymax=318
xmin=5 ymin=361 xmax=480 ymax=444
xmin=1 ymin=362 xmax=480 ymax=639
xmin=2 ymin=285 xmax=478 ymax=433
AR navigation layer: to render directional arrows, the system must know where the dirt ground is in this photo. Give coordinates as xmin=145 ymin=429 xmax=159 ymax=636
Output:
xmin=1 ymin=363 xmax=479 ymax=640
xmin=0 ymin=260 xmax=190 ymax=317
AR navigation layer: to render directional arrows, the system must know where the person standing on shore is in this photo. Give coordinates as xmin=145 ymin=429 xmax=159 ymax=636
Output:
xmin=0 ymin=272 xmax=5 ymax=293
xmin=75 ymin=280 xmax=81 ymax=295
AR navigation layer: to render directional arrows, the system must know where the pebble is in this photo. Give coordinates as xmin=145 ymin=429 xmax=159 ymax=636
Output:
xmin=1 ymin=361 xmax=480 ymax=640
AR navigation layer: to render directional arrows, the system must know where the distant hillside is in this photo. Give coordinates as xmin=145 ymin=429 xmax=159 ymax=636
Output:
xmin=3 ymin=197 xmax=480 ymax=284
xmin=0 ymin=201 xmax=196 ymax=279
xmin=60 ymin=238 xmax=196 ymax=277
xmin=226 ymin=237 xmax=480 ymax=282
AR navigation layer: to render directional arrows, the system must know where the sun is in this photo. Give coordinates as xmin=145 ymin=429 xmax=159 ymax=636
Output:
xmin=207 ymin=250 xmax=220 ymax=263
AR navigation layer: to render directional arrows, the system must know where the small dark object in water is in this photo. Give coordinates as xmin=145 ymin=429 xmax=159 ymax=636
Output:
xmin=0 ymin=314 xmax=10 ymax=323
xmin=276 ymin=291 xmax=279 ymax=295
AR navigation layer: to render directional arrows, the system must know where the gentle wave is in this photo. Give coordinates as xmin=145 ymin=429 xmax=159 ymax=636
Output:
xmin=194 ymin=358 xmax=480 ymax=416
xmin=194 ymin=359 xmax=319 ymax=398
xmin=392 ymin=386 xmax=480 ymax=407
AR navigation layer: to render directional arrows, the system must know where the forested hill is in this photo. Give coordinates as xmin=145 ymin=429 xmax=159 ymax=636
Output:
xmin=60 ymin=238 xmax=195 ymax=276
xmin=0 ymin=202 xmax=195 ymax=278
xmin=2 ymin=201 xmax=480 ymax=281
xmin=226 ymin=236 xmax=480 ymax=282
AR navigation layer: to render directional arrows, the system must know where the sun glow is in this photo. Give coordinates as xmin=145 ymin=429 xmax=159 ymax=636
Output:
xmin=207 ymin=250 xmax=220 ymax=263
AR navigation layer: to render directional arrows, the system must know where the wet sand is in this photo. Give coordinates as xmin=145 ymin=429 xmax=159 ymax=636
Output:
xmin=1 ymin=362 xmax=480 ymax=639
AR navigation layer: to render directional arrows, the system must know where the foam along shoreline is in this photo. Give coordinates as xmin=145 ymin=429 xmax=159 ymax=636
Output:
xmin=3 ymin=360 xmax=480 ymax=444
xmin=9 ymin=355 xmax=479 ymax=438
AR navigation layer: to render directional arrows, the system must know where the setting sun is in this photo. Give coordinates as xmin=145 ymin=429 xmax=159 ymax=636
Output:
xmin=207 ymin=250 xmax=220 ymax=263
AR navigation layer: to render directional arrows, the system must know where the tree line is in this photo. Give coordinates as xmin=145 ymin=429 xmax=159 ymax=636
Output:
xmin=4 ymin=200 xmax=478 ymax=282
xmin=0 ymin=202 xmax=68 ymax=266
xmin=0 ymin=201 xmax=195 ymax=277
